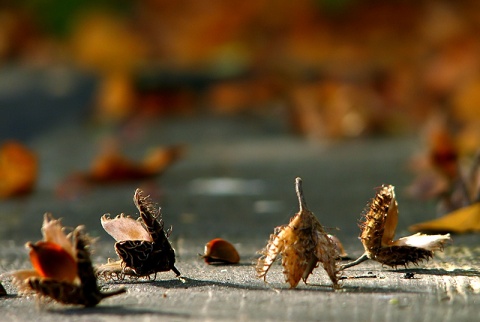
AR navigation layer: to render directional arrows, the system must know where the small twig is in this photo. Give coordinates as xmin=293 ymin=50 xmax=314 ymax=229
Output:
xmin=339 ymin=253 xmax=369 ymax=270
xmin=172 ymin=265 xmax=181 ymax=277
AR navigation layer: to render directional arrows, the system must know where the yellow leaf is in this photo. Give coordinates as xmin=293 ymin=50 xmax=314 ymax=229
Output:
xmin=409 ymin=202 xmax=480 ymax=233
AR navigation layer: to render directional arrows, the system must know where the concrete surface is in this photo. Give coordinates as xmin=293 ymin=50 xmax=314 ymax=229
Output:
xmin=0 ymin=72 xmax=479 ymax=321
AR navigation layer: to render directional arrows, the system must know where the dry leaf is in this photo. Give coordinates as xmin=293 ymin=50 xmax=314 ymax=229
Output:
xmin=57 ymin=145 xmax=185 ymax=198
xmin=256 ymin=177 xmax=340 ymax=288
xmin=409 ymin=202 xmax=480 ymax=233
xmin=97 ymin=188 xmax=180 ymax=279
xmin=10 ymin=214 xmax=125 ymax=307
xmin=341 ymin=185 xmax=451 ymax=270
xmin=0 ymin=141 xmax=37 ymax=198
xmin=201 ymin=238 xmax=240 ymax=264
xmin=87 ymin=145 xmax=185 ymax=183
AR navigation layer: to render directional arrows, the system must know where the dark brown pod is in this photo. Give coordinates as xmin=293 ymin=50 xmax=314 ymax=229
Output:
xmin=202 ymin=238 xmax=240 ymax=264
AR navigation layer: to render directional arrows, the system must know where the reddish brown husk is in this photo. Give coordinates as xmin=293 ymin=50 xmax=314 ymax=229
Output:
xmin=203 ymin=238 xmax=240 ymax=264
xmin=28 ymin=241 xmax=78 ymax=282
xmin=10 ymin=214 xmax=125 ymax=306
xmin=256 ymin=177 xmax=340 ymax=288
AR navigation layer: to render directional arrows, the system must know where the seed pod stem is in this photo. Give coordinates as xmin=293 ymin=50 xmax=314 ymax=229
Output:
xmin=295 ymin=177 xmax=307 ymax=212
xmin=339 ymin=253 xmax=369 ymax=270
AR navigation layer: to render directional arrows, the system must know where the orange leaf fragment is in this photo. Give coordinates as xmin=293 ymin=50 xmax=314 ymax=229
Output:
xmin=409 ymin=202 xmax=480 ymax=234
xmin=0 ymin=141 xmax=37 ymax=198
xmin=86 ymin=144 xmax=185 ymax=183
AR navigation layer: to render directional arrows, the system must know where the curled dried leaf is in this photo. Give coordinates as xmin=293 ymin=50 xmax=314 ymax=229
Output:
xmin=10 ymin=214 xmax=125 ymax=306
xmin=256 ymin=177 xmax=340 ymax=288
xmin=97 ymin=188 xmax=180 ymax=280
xmin=201 ymin=238 xmax=240 ymax=264
xmin=0 ymin=141 xmax=37 ymax=198
xmin=341 ymin=185 xmax=451 ymax=270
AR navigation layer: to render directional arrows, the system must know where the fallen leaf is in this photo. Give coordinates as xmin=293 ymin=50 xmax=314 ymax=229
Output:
xmin=97 ymin=188 xmax=181 ymax=279
xmin=10 ymin=214 xmax=125 ymax=306
xmin=57 ymin=145 xmax=185 ymax=198
xmin=0 ymin=141 xmax=37 ymax=198
xmin=87 ymin=145 xmax=185 ymax=183
xmin=341 ymin=185 xmax=451 ymax=270
xmin=256 ymin=177 xmax=340 ymax=288
xmin=409 ymin=202 xmax=480 ymax=233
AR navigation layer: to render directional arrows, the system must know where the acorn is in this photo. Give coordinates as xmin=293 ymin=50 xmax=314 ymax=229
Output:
xmin=202 ymin=238 xmax=240 ymax=264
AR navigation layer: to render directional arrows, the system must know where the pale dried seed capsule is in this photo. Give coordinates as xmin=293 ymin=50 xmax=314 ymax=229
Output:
xmin=256 ymin=177 xmax=341 ymax=288
xmin=341 ymin=185 xmax=451 ymax=270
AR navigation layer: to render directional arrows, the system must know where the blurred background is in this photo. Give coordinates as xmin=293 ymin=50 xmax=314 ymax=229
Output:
xmin=0 ymin=0 xmax=479 ymax=247
xmin=1 ymin=0 xmax=480 ymax=139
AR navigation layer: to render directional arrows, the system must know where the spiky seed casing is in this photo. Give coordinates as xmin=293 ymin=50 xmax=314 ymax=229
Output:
xmin=256 ymin=177 xmax=340 ymax=288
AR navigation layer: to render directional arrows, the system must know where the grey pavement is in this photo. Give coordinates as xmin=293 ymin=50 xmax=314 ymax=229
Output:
xmin=0 ymin=69 xmax=479 ymax=321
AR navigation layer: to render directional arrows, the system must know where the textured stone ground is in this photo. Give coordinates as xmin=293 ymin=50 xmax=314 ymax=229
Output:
xmin=0 ymin=83 xmax=479 ymax=321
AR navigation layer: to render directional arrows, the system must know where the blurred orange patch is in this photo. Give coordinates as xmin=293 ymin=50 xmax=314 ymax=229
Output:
xmin=86 ymin=144 xmax=186 ymax=183
xmin=0 ymin=141 xmax=37 ymax=198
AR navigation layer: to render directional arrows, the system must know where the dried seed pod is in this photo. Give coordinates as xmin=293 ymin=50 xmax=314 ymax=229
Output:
xmin=341 ymin=185 xmax=451 ymax=270
xmin=202 ymin=238 xmax=240 ymax=264
xmin=10 ymin=214 xmax=125 ymax=307
xmin=97 ymin=188 xmax=180 ymax=280
xmin=256 ymin=177 xmax=340 ymax=288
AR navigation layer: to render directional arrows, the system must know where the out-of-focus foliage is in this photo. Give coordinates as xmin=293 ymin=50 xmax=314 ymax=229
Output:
xmin=407 ymin=120 xmax=480 ymax=233
xmin=2 ymin=1 xmax=480 ymax=140
xmin=0 ymin=141 xmax=37 ymax=198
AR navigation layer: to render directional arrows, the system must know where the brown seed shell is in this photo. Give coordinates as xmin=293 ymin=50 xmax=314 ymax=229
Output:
xmin=203 ymin=238 xmax=240 ymax=264
xmin=358 ymin=185 xmax=450 ymax=267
